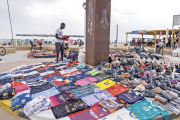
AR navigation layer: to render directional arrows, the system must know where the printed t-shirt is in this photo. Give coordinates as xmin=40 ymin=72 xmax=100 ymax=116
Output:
xmin=99 ymin=99 xmax=121 ymax=113
xmin=47 ymin=76 xmax=73 ymax=88
xmin=11 ymin=93 xmax=32 ymax=111
xmin=62 ymin=70 xmax=81 ymax=77
xmin=30 ymin=82 xmax=53 ymax=94
xmin=23 ymin=95 xmax=51 ymax=116
xmin=76 ymin=76 xmax=97 ymax=86
xmin=99 ymin=107 xmax=140 ymax=120
xmin=49 ymin=91 xmax=75 ymax=107
xmin=94 ymin=74 xmax=108 ymax=82
xmin=32 ymin=87 xmax=60 ymax=99
xmin=51 ymin=99 xmax=89 ymax=119
xmin=68 ymin=103 xmax=110 ymax=120
xmin=117 ymin=90 xmax=144 ymax=104
xmin=105 ymin=83 xmax=129 ymax=96
xmin=81 ymin=88 xmax=116 ymax=106
xmin=60 ymin=68 xmax=78 ymax=74
xmin=69 ymin=84 xmax=94 ymax=98
xmin=11 ymin=81 xmax=26 ymax=87
xmin=25 ymin=76 xmax=43 ymax=83
xmin=127 ymin=98 xmax=170 ymax=120
xmin=70 ymin=71 xmax=91 ymax=81
xmin=15 ymin=84 xmax=30 ymax=93
xmin=93 ymin=79 xmax=116 ymax=90
xmin=57 ymin=82 xmax=77 ymax=92
xmin=0 ymin=87 xmax=14 ymax=100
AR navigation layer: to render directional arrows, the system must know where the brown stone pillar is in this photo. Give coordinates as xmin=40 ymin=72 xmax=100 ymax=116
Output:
xmin=86 ymin=0 xmax=111 ymax=66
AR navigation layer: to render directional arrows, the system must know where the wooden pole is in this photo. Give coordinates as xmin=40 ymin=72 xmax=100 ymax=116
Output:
xmin=116 ymin=24 xmax=118 ymax=51
xmin=154 ymin=32 xmax=157 ymax=46
xmin=173 ymin=32 xmax=176 ymax=47
xmin=126 ymin=34 xmax=128 ymax=45
xmin=171 ymin=15 xmax=174 ymax=50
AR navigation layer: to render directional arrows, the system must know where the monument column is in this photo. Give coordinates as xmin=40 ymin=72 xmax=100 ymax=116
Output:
xmin=86 ymin=0 xmax=111 ymax=66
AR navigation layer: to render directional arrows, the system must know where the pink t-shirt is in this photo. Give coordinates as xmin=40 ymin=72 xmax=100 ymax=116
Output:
xmin=15 ymin=84 xmax=30 ymax=93
xmin=76 ymin=76 xmax=97 ymax=86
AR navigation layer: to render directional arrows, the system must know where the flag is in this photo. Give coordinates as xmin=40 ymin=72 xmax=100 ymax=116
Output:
xmin=159 ymin=31 xmax=162 ymax=39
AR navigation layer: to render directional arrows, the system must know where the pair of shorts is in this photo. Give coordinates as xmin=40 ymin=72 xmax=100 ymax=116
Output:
xmin=55 ymin=42 xmax=64 ymax=53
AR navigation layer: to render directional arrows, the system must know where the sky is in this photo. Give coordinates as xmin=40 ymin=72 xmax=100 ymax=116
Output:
xmin=0 ymin=0 xmax=180 ymax=42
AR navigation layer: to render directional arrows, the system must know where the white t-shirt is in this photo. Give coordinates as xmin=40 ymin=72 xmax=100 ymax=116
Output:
xmin=99 ymin=108 xmax=140 ymax=120
xmin=55 ymin=28 xmax=64 ymax=43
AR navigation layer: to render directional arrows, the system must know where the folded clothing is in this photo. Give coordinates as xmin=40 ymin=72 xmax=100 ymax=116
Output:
xmin=0 ymin=87 xmax=14 ymax=100
xmin=15 ymin=84 xmax=30 ymax=93
xmin=127 ymin=98 xmax=170 ymax=120
xmin=81 ymin=88 xmax=116 ymax=106
xmin=94 ymin=74 xmax=108 ymax=82
xmin=11 ymin=81 xmax=26 ymax=87
xmin=99 ymin=99 xmax=120 ymax=113
xmin=99 ymin=107 xmax=140 ymax=120
xmin=30 ymin=82 xmax=53 ymax=94
xmin=51 ymin=99 xmax=89 ymax=119
xmin=76 ymin=76 xmax=97 ymax=86
xmin=69 ymin=84 xmax=94 ymax=99
xmin=0 ymin=83 xmax=11 ymax=92
xmin=11 ymin=93 xmax=32 ymax=111
xmin=24 ymin=95 xmax=51 ymax=116
xmin=105 ymin=83 xmax=129 ymax=97
xmin=57 ymin=82 xmax=77 ymax=92
xmin=25 ymin=76 xmax=43 ymax=83
xmin=93 ymin=79 xmax=116 ymax=90
xmin=42 ymin=72 xmax=61 ymax=79
xmin=68 ymin=103 xmax=110 ymax=120
xmin=117 ymin=90 xmax=144 ymax=104
xmin=49 ymin=91 xmax=75 ymax=107
xmin=32 ymin=87 xmax=60 ymax=99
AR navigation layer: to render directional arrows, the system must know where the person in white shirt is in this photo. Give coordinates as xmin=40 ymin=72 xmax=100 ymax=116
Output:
xmin=55 ymin=23 xmax=66 ymax=62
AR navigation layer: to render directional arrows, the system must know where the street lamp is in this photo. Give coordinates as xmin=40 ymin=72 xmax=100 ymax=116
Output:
xmin=82 ymin=2 xmax=86 ymax=52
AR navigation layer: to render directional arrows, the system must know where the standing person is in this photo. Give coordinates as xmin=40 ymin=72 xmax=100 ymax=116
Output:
xmin=137 ymin=38 xmax=140 ymax=46
xmin=74 ymin=40 xmax=77 ymax=45
xmin=37 ymin=40 xmax=42 ymax=50
xmin=55 ymin=23 xmax=67 ymax=62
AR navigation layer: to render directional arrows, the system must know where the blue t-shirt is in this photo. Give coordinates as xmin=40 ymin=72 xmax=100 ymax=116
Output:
xmin=117 ymin=90 xmax=144 ymax=104
xmin=127 ymin=98 xmax=170 ymax=120
xmin=11 ymin=93 xmax=32 ymax=111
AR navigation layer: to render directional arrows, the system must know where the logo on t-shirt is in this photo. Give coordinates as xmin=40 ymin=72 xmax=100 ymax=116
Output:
xmin=104 ymin=82 xmax=110 ymax=85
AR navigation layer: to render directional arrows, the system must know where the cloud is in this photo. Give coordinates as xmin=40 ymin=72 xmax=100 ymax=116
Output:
xmin=0 ymin=0 xmax=180 ymax=42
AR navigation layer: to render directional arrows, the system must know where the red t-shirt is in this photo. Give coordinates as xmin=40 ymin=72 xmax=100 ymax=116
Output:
xmin=105 ymin=83 xmax=129 ymax=96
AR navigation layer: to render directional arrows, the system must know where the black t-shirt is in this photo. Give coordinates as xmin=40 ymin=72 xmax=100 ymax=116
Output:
xmin=51 ymin=99 xmax=89 ymax=119
xmin=30 ymin=82 xmax=53 ymax=94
